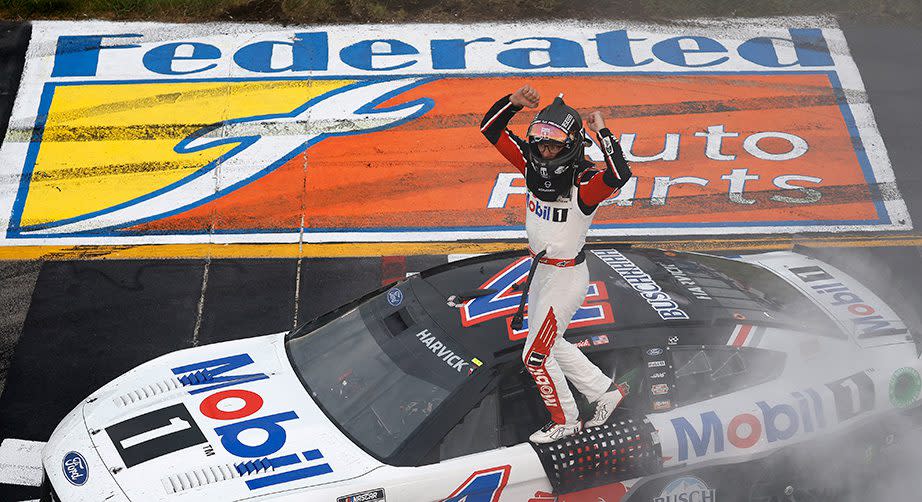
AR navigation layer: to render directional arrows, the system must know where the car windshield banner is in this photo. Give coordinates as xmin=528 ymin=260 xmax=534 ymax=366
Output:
xmin=0 ymin=18 xmax=909 ymax=247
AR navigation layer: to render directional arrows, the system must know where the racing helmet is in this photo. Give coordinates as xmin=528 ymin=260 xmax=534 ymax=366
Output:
xmin=525 ymin=94 xmax=585 ymax=202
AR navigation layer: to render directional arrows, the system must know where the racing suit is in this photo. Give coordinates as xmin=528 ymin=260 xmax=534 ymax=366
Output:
xmin=480 ymin=94 xmax=632 ymax=425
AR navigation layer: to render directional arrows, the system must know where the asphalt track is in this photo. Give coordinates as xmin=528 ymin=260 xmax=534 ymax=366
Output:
xmin=0 ymin=18 xmax=921 ymax=502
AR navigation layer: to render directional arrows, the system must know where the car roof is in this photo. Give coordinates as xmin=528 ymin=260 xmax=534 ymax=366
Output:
xmin=412 ymin=245 xmax=838 ymax=368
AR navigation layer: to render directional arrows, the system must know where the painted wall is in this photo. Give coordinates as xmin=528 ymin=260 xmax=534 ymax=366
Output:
xmin=0 ymin=18 xmax=910 ymax=246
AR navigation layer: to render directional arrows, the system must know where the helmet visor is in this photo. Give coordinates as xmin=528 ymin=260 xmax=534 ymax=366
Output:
xmin=527 ymin=122 xmax=570 ymax=145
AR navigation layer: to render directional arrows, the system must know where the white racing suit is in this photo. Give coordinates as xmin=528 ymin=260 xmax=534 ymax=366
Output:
xmin=481 ymin=94 xmax=633 ymax=425
xmin=521 ymin=192 xmax=612 ymax=425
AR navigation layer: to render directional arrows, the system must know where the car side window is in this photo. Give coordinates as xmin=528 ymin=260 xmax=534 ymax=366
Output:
xmin=437 ymin=391 xmax=501 ymax=461
xmin=670 ymin=346 xmax=785 ymax=404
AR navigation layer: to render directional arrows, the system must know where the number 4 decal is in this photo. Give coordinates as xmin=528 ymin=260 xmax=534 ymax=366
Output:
xmin=106 ymin=403 xmax=207 ymax=468
xmin=442 ymin=465 xmax=511 ymax=502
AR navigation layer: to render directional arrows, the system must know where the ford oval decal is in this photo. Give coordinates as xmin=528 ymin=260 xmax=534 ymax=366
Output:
xmin=387 ymin=288 xmax=403 ymax=307
xmin=647 ymin=347 xmax=664 ymax=356
xmin=62 ymin=451 xmax=88 ymax=486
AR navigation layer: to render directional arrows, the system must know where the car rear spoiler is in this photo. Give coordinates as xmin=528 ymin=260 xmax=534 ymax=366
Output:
xmin=792 ymin=244 xmax=922 ymax=358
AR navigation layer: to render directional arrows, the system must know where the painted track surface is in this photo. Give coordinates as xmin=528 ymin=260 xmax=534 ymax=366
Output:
xmin=0 ymin=17 xmax=921 ymax=502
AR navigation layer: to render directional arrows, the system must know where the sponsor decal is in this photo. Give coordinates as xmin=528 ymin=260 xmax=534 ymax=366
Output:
xmin=592 ymin=250 xmax=689 ymax=320
xmin=726 ymin=324 xmax=766 ymax=348
xmin=1 ymin=20 xmax=906 ymax=251
xmin=105 ymin=403 xmax=207 ymax=468
xmin=668 ymin=336 xmax=679 ymax=346
xmin=415 ymin=329 xmax=470 ymax=373
xmin=530 ymin=364 xmax=561 ymax=410
xmin=527 ymin=351 xmax=547 ymax=368
xmin=652 ymin=383 xmax=670 ymax=395
xmin=540 ymin=482 xmax=629 ymax=501
xmin=660 ymin=263 xmax=713 ymax=300
xmin=62 ymin=451 xmax=88 ymax=486
xmin=169 ymin=353 xmax=333 ymax=490
xmin=671 ymin=370 xmax=874 ymax=461
xmin=527 ymin=193 xmax=569 ymax=223
xmin=653 ymin=400 xmax=672 ymax=411
xmin=591 ymin=335 xmax=610 ymax=345
xmin=574 ymin=337 xmax=592 ymax=348
xmin=524 ymin=309 xmax=564 ymax=418
xmin=444 ymin=465 xmax=511 ymax=502
xmin=460 ymin=257 xmax=614 ymax=339
xmin=386 ymin=288 xmax=403 ymax=307
xmin=649 ymin=360 xmax=666 ymax=368
xmin=647 ymin=347 xmax=664 ymax=356
xmin=789 ymin=265 xmax=904 ymax=338
xmin=651 ymin=372 xmax=666 ymax=379
xmin=889 ymin=367 xmax=921 ymax=409
xmin=654 ymin=476 xmax=717 ymax=502
xmin=338 ymin=488 xmax=386 ymax=502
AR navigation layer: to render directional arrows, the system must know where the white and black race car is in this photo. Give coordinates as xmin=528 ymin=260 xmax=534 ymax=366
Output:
xmin=40 ymin=246 xmax=922 ymax=501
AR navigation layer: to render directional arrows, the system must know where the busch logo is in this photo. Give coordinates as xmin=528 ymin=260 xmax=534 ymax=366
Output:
xmin=592 ymin=250 xmax=689 ymax=320
xmin=655 ymin=476 xmax=717 ymax=502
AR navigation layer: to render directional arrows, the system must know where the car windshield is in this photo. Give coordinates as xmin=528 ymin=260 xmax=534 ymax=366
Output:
xmin=285 ymin=283 xmax=477 ymax=460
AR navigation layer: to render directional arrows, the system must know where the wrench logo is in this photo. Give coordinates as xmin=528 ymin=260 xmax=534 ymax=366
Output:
xmin=21 ymin=77 xmax=433 ymax=235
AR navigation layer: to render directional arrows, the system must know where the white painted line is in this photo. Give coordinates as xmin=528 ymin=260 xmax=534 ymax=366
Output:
xmin=448 ymin=253 xmax=486 ymax=263
xmin=191 ymin=258 xmax=210 ymax=347
xmin=0 ymin=438 xmax=45 ymax=487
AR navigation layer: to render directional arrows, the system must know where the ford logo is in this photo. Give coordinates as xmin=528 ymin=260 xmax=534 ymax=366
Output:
xmin=62 ymin=451 xmax=88 ymax=486
xmin=647 ymin=347 xmax=664 ymax=356
xmin=386 ymin=288 xmax=403 ymax=307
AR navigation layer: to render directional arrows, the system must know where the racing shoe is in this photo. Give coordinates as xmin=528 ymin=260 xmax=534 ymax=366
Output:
xmin=584 ymin=383 xmax=628 ymax=428
xmin=529 ymin=420 xmax=581 ymax=444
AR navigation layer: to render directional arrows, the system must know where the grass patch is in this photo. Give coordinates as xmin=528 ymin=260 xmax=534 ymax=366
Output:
xmin=0 ymin=0 xmax=919 ymax=24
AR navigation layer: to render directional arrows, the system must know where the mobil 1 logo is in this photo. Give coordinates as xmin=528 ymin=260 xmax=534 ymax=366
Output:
xmin=106 ymin=403 xmax=207 ymax=468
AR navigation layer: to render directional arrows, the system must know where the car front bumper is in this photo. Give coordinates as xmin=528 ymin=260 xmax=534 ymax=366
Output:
xmin=42 ymin=399 xmax=129 ymax=502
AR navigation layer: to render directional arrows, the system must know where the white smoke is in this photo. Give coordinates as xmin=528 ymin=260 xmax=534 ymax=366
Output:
xmin=775 ymin=246 xmax=922 ymax=501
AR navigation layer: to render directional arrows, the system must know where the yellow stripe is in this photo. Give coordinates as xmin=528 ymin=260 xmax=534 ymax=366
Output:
xmin=1 ymin=233 xmax=921 ymax=260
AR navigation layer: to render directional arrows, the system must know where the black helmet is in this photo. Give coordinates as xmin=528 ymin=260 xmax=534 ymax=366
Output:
xmin=525 ymin=94 xmax=585 ymax=202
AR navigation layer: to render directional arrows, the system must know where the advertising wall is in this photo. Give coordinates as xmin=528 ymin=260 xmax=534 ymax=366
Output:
xmin=0 ymin=18 xmax=909 ymax=246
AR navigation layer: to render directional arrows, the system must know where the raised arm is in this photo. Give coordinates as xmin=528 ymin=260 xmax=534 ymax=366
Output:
xmin=577 ymin=111 xmax=632 ymax=213
xmin=480 ymin=86 xmax=540 ymax=175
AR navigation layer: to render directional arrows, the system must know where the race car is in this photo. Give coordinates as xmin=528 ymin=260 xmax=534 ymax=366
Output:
xmin=40 ymin=245 xmax=922 ymax=502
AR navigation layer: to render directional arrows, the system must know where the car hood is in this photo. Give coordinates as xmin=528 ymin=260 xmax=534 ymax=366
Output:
xmin=74 ymin=333 xmax=381 ymax=501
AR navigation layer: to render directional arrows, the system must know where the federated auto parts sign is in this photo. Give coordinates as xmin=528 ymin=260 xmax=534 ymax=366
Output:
xmin=0 ymin=18 xmax=910 ymax=246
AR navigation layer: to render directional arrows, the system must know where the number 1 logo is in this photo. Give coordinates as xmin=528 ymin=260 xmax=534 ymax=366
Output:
xmin=105 ymin=403 xmax=207 ymax=468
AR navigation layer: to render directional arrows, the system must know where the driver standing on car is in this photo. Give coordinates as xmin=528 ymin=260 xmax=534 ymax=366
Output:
xmin=480 ymin=85 xmax=632 ymax=443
